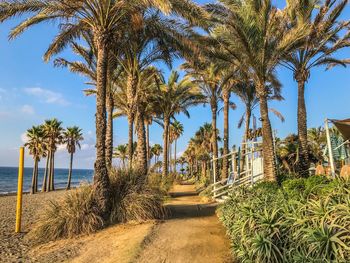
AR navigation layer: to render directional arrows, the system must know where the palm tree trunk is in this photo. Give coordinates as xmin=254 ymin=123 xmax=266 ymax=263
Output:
xmin=146 ymin=122 xmax=150 ymax=168
xmin=128 ymin=113 xmax=134 ymax=169
xmin=169 ymin=140 xmax=172 ymax=174
xmin=42 ymin=154 xmax=49 ymax=192
xmin=47 ymin=150 xmax=53 ymax=192
xmin=136 ymin=111 xmax=148 ymax=175
xmin=258 ymin=85 xmax=276 ymax=181
xmin=35 ymin=161 xmax=39 ymax=193
xmin=211 ymin=106 xmax=219 ymax=181
xmin=67 ymin=152 xmax=73 ymax=190
xmin=51 ymin=153 xmax=55 ymax=191
xmin=105 ymin=94 xmax=114 ymax=168
xmin=93 ymin=34 xmax=111 ymax=220
xmin=174 ymin=139 xmax=177 ymax=174
xmin=222 ymin=91 xmax=230 ymax=179
xmin=297 ymin=79 xmax=309 ymax=177
xmin=31 ymin=159 xmax=37 ymax=194
xmin=162 ymin=118 xmax=170 ymax=177
xmin=241 ymin=109 xmax=251 ymax=170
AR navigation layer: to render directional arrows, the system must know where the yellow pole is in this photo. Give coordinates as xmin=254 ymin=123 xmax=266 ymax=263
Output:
xmin=15 ymin=147 xmax=24 ymax=233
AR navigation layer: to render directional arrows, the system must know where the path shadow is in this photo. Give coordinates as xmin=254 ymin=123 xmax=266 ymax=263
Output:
xmin=165 ymin=202 xmax=218 ymax=219
xmin=169 ymin=191 xmax=198 ymax=197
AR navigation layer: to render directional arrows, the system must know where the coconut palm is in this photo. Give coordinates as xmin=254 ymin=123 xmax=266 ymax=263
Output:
xmin=63 ymin=127 xmax=84 ymax=190
xmin=282 ymin=0 xmax=350 ymax=176
xmin=0 ymin=0 xmax=207 ymax=219
xmin=42 ymin=119 xmax=63 ymax=192
xmin=153 ymin=71 xmax=204 ymax=177
xmin=169 ymin=120 xmax=184 ymax=173
xmin=24 ymin=125 xmax=46 ymax=194
xmin=209 ymin=0 xmax=308 ymax=181
xmin=113 ymin=144 xmax=128 ymax=169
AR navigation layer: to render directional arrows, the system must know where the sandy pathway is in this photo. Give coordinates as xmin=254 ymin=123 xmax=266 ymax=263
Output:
xmin=134 ymin=184 xmax=232 ymax=263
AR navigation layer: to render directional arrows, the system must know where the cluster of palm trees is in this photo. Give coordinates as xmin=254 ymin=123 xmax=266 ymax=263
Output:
xmin=24 ymin=119 xmax=83 ymax=194
xmin=1 ymin=0 xmax=349 ymax=220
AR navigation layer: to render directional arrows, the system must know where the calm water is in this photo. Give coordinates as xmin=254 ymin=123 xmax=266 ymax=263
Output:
xmin=0 ymin=166 xmax=93 ymax=194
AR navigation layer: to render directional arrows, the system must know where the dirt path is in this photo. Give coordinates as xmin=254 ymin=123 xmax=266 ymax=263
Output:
xmin=134 ymin=184 xmax=232 ymax=263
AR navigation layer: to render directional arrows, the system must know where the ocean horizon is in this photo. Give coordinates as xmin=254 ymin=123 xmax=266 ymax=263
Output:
xmin=0 ymin=166 xmax=94 ymax=194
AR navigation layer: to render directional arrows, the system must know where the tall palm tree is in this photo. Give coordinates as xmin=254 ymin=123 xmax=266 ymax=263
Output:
xmin=153 ymin=71 xmax=204 ymax=177
xmin=24 ymin=125 xmax=46 ymax=194
xmin=170 ymin=120 xmax=184 ymax=173
xmin=282 ymin=0 xmax=350 ymax=176
xmin=234 ymin=82 xmax=285 ymax=145
xmin=183 ymin=62 xmax=223 ymax=179
xmin=209 ymin=0 xmax=308 ymax=181
xmin=42 ymin=119 xmax=63 ymax=192
xmin=55 ymin=31 xmax=122 ymax=169
xmin=63 ymin=126 xmax=84 ymax=190
xmin=113 ymin=144 xmax=128 ymax=169
xmin=0 ymin=0 xmax=207 ymax=219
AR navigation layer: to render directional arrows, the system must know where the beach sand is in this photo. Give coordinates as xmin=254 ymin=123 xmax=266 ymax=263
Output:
xmin=0 ymin=190 xmax=71 ymax=262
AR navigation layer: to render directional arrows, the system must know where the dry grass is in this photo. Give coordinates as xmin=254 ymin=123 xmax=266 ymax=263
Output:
xmin=28 ymin=169 xmax=167 ymax=243
xmin=27 ymin=184 xmax=104 ymax=243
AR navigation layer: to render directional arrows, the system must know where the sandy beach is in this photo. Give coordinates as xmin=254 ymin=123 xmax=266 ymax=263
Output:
xmin=0 ymin=190 xmax=71 ymax=262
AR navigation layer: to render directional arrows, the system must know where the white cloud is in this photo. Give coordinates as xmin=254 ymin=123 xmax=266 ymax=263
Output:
xmin=57 ymin=144 xmax=66 ymax=152
xmin=21 ymin=104 xmax=35 ymax=115
xmin=21 ymin=133 xmax=29 ymax=144
xmin=24 ymin=87 xmax=70 ymax=106
xmin=81 ymin=143 xmax=94 ymax=150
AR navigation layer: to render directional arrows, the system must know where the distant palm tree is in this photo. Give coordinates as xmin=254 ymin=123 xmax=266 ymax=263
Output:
xmin=151 ymin=144 xmax=163 ymax=169
xmin=63 ymin=127 xmax=84 ymax=190
xmin=209 ymin=0 xmax=307 ymax=181
xmin=282 ymin=0 xmax=350 ymax=176
xmin=113 ymin=144 xmax=128 ymax=169
xmin=153 ymin=71 xmax=204 ymax=177
xmin=42 ymin=119 xmax=63 ymax=192
xmin=170 ymin=120 xmax=184 ymax=173
xmin=24 ymin=125 xmax=46 ymax=194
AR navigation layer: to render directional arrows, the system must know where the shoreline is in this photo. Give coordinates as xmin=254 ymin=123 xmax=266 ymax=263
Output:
xmin=0 ymin=187 xmax=79 ymax=197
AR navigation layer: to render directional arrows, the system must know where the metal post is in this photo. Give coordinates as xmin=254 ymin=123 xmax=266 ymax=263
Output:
xmin=325 ymin=119 xmax=336 ymax=178
xmin=16 ymin=147 xmax=24 ymax=233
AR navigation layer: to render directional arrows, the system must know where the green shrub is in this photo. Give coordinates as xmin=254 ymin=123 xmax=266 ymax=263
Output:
xmin=29 ymin=169 xmax=167 ymax=243
xmin=219 ymin=178 xmax=350 ymax=262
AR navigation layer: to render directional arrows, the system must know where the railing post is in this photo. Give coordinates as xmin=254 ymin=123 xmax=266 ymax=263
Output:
xmin=251 ymin=144 xmax=255 ymax=186
xmin=325 ymin=119 xmax=336 ymax=178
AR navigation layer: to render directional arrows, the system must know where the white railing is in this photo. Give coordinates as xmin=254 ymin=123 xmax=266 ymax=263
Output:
xmin=210 ymin=142 xmax=264 ymax=200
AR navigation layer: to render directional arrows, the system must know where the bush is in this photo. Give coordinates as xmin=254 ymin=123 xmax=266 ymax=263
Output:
xmin=29 ymin=169 xmax=167 ymax=243
xmin=28 ymin=184 xmax=104 ymax=243
xmin=219 ymin=178 xmax=350 ymax=262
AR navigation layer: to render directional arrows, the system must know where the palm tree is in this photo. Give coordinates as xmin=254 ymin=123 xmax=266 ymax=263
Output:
xmin=308 ymin=127 xmax=327 ymax=166
xmin=113 ymin=144 xmax=128 ymax=169
xmin=151 ymin=144 xmax=163 ymax=172
xmin=209 ymin=0 xmax=308 ymax=181
xmin=24 ymin=125 xmax=46 ymax=194
xmin=0 ymin=0 xmax=207 ymax=220
xmin=183 ymin=62 xmax=223 ymax=180
xmin=170 ymin=120 xmax=184 ymax=173
xmin=63 ymin=127 xmax=84 ymax=190
xmin=234 ymin=82 xmax=285 ymax=145
xmin=55 ymin=31 xmax=122 ymax=169
xmin=281 ymin=0 xmax=350 ymax=176
xmin=153 ymin=71 xmax=204 ymax=177
xmin=42 ymin=119 xmax=63 ymax=192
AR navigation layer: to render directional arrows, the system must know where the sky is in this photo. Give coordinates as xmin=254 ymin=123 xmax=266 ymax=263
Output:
xmin=0 ymin=0 xmax=350 ymax=169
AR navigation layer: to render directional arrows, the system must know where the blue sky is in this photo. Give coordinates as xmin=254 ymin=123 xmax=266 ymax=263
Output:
xmin=0 ymin=0 xmax=350 ymax=169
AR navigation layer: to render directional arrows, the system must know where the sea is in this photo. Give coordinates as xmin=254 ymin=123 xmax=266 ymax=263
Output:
xmin=0 ymin=167 xmax=94 ymax=195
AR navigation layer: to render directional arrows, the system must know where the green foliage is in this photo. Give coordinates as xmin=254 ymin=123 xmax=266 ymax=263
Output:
xmin=219 ymin=178 xmax=350 ymax=262
xmin=29 ymin=169 xmax=167 ymax=243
